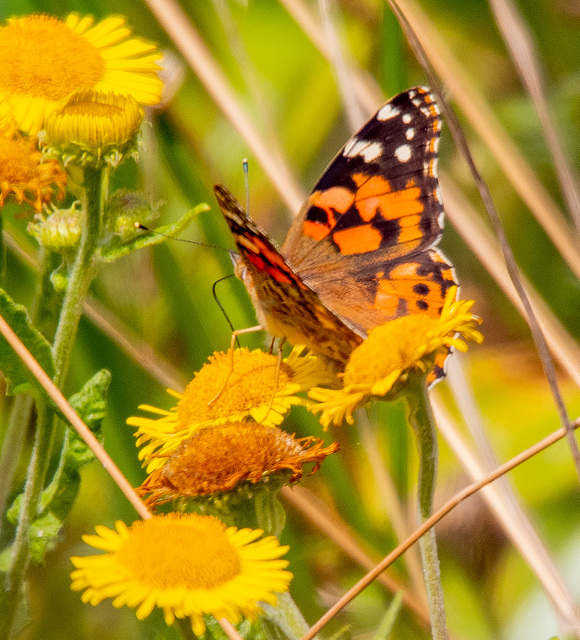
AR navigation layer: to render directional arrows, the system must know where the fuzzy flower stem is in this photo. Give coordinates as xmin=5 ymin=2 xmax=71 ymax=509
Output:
xmin=52 ymin=164 xmax=106 ymax=382
xmin=405 ymin=379 xmax=449 ymax=640
xmin=262 ymin=592 xmax=313 ymax=639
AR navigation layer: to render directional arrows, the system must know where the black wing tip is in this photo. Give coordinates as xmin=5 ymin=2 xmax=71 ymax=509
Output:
xmin=213 ymin=184 xmax=243 ymax=211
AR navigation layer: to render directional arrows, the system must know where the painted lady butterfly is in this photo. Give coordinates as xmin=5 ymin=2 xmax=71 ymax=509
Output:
xmin=215 ymin=87 xmax=456 ymax=379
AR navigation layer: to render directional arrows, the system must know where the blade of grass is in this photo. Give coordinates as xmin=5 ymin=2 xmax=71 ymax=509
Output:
xmin=280 ymin=0 xmax=386 ymax=115
xmin=490 ymin=0 xmax=580 ymax=236
xmin=441 ymin=175 xmax=580 ymax=388
xmin=318 ymin=0 xmax=367 ymax=130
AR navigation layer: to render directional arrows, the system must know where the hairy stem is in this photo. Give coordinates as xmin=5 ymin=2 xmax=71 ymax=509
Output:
xmin=405 ymin=379 xmax=448 ymax=640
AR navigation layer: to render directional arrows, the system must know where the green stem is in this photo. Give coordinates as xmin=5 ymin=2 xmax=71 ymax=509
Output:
xmin=1 ymin=402 xmax=51 ymax=639
xmin=0 ymin=395 xmax=34 ymax=540
xmin=52 ymin=165 xmax=106 ymax=384
xmin=405 ymin=379 xmax=448 ymax=640
xmin=1 ymin=166 xmax=107 ymax=639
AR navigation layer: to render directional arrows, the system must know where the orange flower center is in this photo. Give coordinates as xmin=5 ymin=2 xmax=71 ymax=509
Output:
xmin=177 ymin=350 xmax=292 ymax=426
xmin=115 ymin=515 xmax=241 ymax=590
xmin=0 ymin=16 xmax=105 ymax=100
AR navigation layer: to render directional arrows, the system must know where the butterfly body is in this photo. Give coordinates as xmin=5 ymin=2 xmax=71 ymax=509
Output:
xmin=215 ymin=87 xmax=456 ymax=375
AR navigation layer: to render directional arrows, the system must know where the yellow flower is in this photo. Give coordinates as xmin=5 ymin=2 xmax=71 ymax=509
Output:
xmin=138 ymin=421 xmax=340 ymax=507
xmin=71 ymin=513 xmax=292 ymax=637
xmin=43 ymin=89 xmax=143 ymax=167
xmin=0 ymin=117 xmax=66 ymax=211
xmin=0 ymin=14 xmax=162 ymax=133
xmin=128 ymin=346 xmax=333 ymax=471
xmin=309 ymin=288 xmax=483 ymax=428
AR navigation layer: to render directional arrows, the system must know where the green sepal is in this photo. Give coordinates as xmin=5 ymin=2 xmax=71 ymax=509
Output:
xmin=100 ymin=202 xmax=210 ymax=263
xmin=0 ymin=289 xmax=55 ymax=398
xmin=2 ymin=370 xmax=110 ymax=565
xmin=49 ymin=261 xmax=69 ymax=293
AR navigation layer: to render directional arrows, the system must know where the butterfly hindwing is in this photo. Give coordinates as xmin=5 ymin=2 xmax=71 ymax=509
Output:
xmin=214 ymin=185 xmax=363 ymax=366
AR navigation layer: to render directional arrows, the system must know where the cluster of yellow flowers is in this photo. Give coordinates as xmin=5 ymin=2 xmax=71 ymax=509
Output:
xmin=0 ymin=14 xmax=163 ymax=212
xmin=117 ymin=287 xmax=481 ymax=634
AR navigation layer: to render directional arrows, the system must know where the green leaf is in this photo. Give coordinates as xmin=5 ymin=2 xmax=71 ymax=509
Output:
xmin=100 ymin=202 xmax=210 ymax=263
xmin=64 ymin=368 xmax=110 ymax=469
xmin=5 ymin=370 xmax=110 ymax=564
xmin=0 ymin=289 xmax=55 ymax=397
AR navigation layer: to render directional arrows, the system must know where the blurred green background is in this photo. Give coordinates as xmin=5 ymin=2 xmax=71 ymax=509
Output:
xmin=1 ymin=0 xmax=580 ymax=638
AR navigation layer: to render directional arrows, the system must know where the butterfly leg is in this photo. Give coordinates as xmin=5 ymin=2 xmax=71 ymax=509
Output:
xmin=261 ymin=340 xmax=286 ymax=422
xmin=208 ymin=325 xmax=263 ymax=406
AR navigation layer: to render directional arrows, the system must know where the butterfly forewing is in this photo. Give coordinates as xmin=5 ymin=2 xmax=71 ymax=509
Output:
xmin=282 ymin=87 xmax=444 ymax=269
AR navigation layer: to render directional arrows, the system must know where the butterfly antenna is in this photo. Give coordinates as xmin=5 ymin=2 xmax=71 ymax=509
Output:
xmin=243 ymin=158 xmax=250 ymax=213
xmin=135 ymin=223 xmax=228 ymax=251
xmin=212 ymin=274 xmax=242 ymax=348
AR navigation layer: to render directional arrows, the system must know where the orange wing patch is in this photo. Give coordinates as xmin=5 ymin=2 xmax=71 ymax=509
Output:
xmin=374 ymin=260 xmax=450 ymax=319
xmin=353 ymin=174 xmax=424 ymax=222
xmin=333 ymin=225 xmax=382 ymax=254
xmin=303 ymin=187 xmax=355 ymax=241
xmin=374 ymin=276 xmax=402 ymax=317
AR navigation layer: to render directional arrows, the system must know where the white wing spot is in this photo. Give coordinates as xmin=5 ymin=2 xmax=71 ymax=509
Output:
xmin=377 ymin=103 xmax=400 ymax=120
xmin=343 ymin=137 xmax=357 ymax=156
xmin=403 ymin=113 xmax=412 ymax=124
xmin=406 ymin=128 xmax=416 ymax=140
xmin=395 ymin=144 xmax=412 ymax=162
xmin=344 ymin=139 xmax=383 ymax=163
